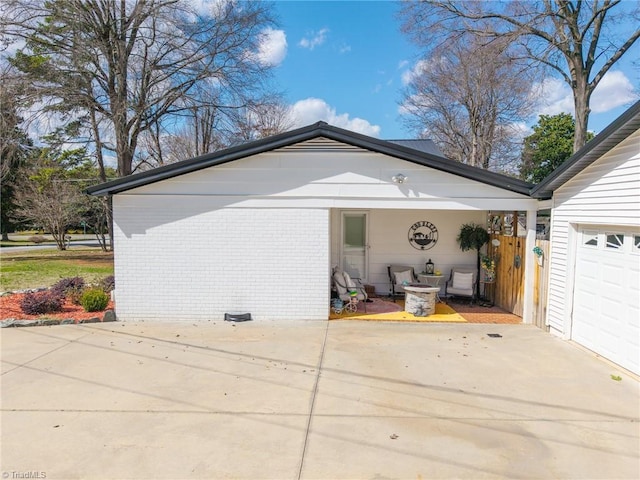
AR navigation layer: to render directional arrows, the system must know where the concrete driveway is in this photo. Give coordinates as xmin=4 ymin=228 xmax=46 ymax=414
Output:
xmin=1 ymin=321 xmax=638 ymax=479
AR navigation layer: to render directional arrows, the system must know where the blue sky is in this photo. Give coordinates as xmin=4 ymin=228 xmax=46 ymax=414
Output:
xmin=262 ymin=0 xmax=639 ymax=140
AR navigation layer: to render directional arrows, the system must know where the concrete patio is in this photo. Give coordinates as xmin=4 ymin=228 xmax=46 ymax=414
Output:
xmin=1 ymin=321 xmax=638 ymax=479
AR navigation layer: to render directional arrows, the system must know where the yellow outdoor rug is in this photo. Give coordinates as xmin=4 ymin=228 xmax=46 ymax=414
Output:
xmin=330 ymin=300 xmax=467 ymax=323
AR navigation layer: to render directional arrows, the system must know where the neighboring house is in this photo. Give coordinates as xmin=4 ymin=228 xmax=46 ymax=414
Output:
xmin=88 ymin=122 xmax=539 ymax=323
xmin=532 ymin=100 xmax=640 ymax=375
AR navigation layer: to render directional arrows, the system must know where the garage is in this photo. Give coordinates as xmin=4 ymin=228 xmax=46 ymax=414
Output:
xmin=534 ymin=101 xmax=640 ymax=375
xmin=572 ymin=227 xmax=640 ymax=373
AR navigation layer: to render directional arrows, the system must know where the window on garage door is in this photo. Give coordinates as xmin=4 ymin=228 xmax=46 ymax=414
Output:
xmin=582 ymin=230 xmax=598 ymax=247
xmin=605 ymin=232 xmax=624 ymax=250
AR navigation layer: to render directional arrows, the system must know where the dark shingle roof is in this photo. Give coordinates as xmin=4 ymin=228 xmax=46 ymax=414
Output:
xmin=387 ymin=139 xmax=444 ymax=157
xmin=87 ymin=121 xmax=533 ymax=196
xmin=531 ymin=100 xmax=640 ymax=199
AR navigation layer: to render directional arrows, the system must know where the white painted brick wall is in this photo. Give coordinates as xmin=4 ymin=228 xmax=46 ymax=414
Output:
xmin=113 ymin=195 xmax=329 ymax=322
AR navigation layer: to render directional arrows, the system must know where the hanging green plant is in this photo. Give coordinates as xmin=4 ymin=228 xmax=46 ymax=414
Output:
xmin=456 ymin=223 xmax=490 ymax=299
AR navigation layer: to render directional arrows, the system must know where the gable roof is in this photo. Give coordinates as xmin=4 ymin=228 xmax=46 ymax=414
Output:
xmin=87 ymin=121 xmax=532 ymax=197
xmin=531 ymin=100 xmax=640 ymax=199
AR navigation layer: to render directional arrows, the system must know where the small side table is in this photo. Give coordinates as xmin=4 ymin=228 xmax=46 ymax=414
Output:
xmin=364 ymin=284 xmax=377 ymax=298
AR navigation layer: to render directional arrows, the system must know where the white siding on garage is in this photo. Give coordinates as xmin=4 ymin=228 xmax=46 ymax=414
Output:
xmin=546 ymin=129 xmax=640 ymax=371
xmin=113 ymin=195 xmax=329 ymax=322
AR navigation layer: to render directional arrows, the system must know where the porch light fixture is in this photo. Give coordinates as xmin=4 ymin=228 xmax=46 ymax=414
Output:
xmin=392 ymin=173 xmax=407 ymax=184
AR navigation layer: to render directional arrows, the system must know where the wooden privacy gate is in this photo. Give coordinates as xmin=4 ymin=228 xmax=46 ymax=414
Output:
xmin=487 ymin=234 xmax=549 ymax=328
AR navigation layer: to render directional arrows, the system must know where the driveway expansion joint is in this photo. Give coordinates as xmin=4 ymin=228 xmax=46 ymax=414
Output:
xmin=297 ymin=319 xmax=329 ymax=480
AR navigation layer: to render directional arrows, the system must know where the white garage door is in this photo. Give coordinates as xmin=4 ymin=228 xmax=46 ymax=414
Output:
xmin=572 ymin=228 xmax=640 ymax=374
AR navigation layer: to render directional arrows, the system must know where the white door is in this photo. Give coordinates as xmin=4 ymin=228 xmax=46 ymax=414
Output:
xmin=572 ymin=227 xmax=640 ymax=374
xmin=341 ymin=211 xmax=369 ymax=281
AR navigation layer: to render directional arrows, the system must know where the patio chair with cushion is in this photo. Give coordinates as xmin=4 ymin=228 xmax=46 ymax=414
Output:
xmin=332 ymin=268 xmax=368 ymax=312
xmin=387 ymin=264 xmax=418 ymax=300
xmin=444 ymin=267 xmax=477 ymax=304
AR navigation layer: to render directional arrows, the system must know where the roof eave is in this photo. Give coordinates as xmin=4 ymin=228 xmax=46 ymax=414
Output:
xmin=530 ymin=100 xmax=640 ymax=198
xmin=87 ymin=121 xmax=534 ymax=197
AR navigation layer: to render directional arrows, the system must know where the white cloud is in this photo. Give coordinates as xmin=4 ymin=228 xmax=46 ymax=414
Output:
xmin=401 ymin=59 xmax=432 ymax=86
xmin=531 ymin=70 xmax=638 ymax=117
xmin=289 ymin=98 xmax=381 ymax=137
xmin=530 ymin=77 xmax=576 ymax=116
xmin=256 ymin=28 xmax=287 ymax=66
xmin=590 ymin=70 xmax=638 ymax=112
xmin=299 ymin=28 xmax=329 ymax=50
xmin=339 ymin=43 xmax=351 ymax=54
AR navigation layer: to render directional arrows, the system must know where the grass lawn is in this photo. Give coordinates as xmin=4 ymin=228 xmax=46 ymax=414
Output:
xmin=0 ymin=247 xmax=114 ymax=291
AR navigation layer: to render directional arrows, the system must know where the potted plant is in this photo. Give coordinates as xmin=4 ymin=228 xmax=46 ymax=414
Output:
xmin=480 ymin=254 xmax=496 ymax=282
xmin=456 ymin=223 xmax=490 ymax=300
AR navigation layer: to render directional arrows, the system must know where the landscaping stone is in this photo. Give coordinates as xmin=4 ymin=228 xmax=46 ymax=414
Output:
xmin=80 ymin=317 xmax=100 ymax=324
xmin=59 ymin=319 xmax=75 ymax=325
xmin=14 ymin=320 xmax=40 ymax=327
xmin=39 ymin=319 xmax=61 ymax=326
xmin=103 ymin=310 xmax=116 ymax=322
xmin=0 ymin=319 xmax=16 ymax=328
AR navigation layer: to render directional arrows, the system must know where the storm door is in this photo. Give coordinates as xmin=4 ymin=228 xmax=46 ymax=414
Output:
xmin=340 ymin=211 xmax=369 ymax=281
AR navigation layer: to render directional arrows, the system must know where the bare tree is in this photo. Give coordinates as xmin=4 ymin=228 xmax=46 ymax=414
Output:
xmin=140 ymin=93 xmax=293 ymax=167
xmin=401 ymin=35 xmax=534 ymax=170
xmin=4 ymin=0 xmax=278 ymax=177
xmin=13 ymin=167 xmax=86 ymax=251
xmin=400 ymin=0 xmax=640 ymax=152
xmin=231 ymin=96 xmax=294 ymax=143
xmin=138 ymin=87 xmax=227 ymax=167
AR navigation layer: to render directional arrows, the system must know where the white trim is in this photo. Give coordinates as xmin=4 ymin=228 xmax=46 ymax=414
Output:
xmin=522 ymin=209 xmax=537 ymax=324
xmin=563 ymin=224 xmax=579 ymax=340
xmin=340 ymin=210 xmax=370 ymax=282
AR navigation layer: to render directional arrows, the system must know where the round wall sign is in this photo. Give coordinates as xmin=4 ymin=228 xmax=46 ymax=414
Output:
xmin=408 ymin=221 xmax=438 ymax=250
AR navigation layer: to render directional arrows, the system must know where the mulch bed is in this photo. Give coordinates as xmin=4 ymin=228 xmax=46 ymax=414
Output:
xmin=0 ymin=292 xmax=114 ymax=322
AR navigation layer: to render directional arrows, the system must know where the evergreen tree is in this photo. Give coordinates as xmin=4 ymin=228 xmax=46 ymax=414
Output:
xmin=520 ymin=113 xmax=594 ymax=183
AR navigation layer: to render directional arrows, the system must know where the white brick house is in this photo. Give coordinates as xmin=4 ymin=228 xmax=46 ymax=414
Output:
xmin=89 ymin=122 xmax=539 ymax=322
xmin=531 ymin=101 xmax=640 ymax=375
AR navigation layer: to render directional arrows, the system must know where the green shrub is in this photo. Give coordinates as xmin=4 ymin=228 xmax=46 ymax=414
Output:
xmin=80 ymin=288 xmax=109 ymax=312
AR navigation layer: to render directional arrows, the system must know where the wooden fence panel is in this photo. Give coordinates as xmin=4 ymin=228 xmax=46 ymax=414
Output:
xmin=532 ymin=240 xmax=550 ymax=329
xmin=486 ymin=234 xmax=550 ymax=326
xmin=490 ymin=234 xmax=525 ymax=317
